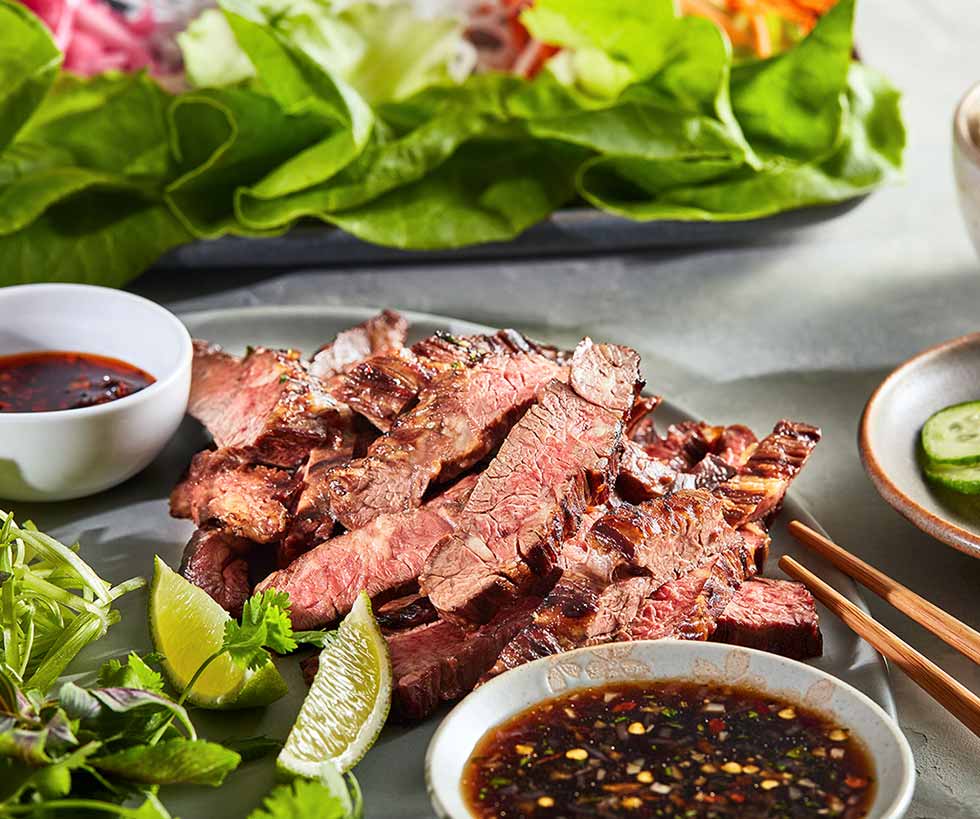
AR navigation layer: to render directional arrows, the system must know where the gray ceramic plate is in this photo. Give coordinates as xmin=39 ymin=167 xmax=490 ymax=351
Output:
xmin=861 ymin=332 xmax=980 ymax=559
xmin=15 ymin=305 xmax=894 ymax=819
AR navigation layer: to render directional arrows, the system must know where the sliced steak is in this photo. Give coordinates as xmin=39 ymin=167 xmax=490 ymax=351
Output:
xmin=387 ymin=596 xmax=541 ymax=721
xmin=170 ymin=450 xmax=297 ymax=544
xmin=256 ymin=475 xmax=477 ymax=629
xmin=715 ymin=420 xmax=821 ymax=526
xmin=375 ymin=593 xmax=438 ymax=632
xmin=326 ymin=351 xmax=567 ymax=530
xmin=331 ymin=329 xmax=566 ymax=433
xmin=631 ymin=537 xmax=760 ymax=642
xmin=616 ymin=439 xmax=682 ymax=503
xmin=179 ymin=527 xmax=255 ymax=617
xmin=713 ymin=577 xmax=823 ymax=660
xmin=189 ymin=341 xmax=346 ymax=468
xmin=421 ymin=340 xmax=641 ymax=625
xmin=309 ymin=310 xmax=407 ymax=380
xmin=483 ymin=491 xmax=746 ymax=678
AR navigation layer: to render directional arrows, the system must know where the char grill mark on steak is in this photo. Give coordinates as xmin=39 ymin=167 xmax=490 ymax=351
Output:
xmin=170 ymin=450 xmax=298 ymax=544
xmin=179 ymin=527 xmax=256 ymax=617
xmin=326 ymin=351 xmax=567 ymax=531
xmin=309 ymin=310 xmax=407 ymax=381
xmin=715 ymin=420 xmax=821 ymax=526
xmin=255 ymin=474 xmax=478 ymax=629
xmin=188 ymin=341 xmax=347 ymax=469
xmin=420 ymin=340 xmax=642 ymax=626
xmin=482 ymin=491 xmax=747 ymax=679
xmin=330 ymin=330 xmax=567 ymax=433
xmin=375 ymin=593 xmax=438 ymax=631
xmin=387 ymin=596 xmax=542 ymax=721
xmin=617 ymin=424 xmax=753 ymax=504
xmin=713 ymin=578 xmax=823 ymax=660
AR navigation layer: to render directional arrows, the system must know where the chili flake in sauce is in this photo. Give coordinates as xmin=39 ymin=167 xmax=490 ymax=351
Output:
xmin=462 ymin=681 xmax=874 ymax=818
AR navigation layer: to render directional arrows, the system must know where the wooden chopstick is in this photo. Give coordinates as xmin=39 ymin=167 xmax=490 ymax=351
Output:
xmin=779 ymin=555 xmax=980 ymax=739
xmin=788 ymin=521 xmax=980 ymax=666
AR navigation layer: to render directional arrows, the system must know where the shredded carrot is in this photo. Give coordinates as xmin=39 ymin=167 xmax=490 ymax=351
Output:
xmin=680 ymin=0 xmax=838 ymax=56
xmin=750 ymin=12 xmax=773 ymax=57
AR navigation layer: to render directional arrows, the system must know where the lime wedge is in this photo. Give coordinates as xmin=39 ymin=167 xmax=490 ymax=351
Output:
xmin=149 ymin=556 xmax=287 ymax=709
xmin=278 ymin=592 xmax=392 ymax=776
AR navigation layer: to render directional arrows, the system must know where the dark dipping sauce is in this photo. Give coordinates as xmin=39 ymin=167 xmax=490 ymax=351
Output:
xmin=0 ymin=351 xmax=155 ymax=413
xmin=462 ymin=681 xmax=874 ymax=819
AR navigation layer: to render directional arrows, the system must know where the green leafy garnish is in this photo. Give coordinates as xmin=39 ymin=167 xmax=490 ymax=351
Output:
xmin=0 ymin=511 xmax=145 ymax=694
xmin=223 ymin=590 xmax=298 ymax=670
xmin=248 ymin=775 xmax=363 ymax=819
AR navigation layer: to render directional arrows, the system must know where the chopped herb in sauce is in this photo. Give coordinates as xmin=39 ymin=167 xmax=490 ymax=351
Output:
xmin=462 ymin=681 xmax=874 ymax=818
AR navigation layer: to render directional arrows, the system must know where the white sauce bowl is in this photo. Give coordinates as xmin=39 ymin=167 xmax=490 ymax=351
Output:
xmin=427 ymin=640 xmax=915 ymax=819
xmin=0 ymin=284 xmax=191 ymax=501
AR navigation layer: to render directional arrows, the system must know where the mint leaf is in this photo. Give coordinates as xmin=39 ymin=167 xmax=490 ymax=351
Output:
xmin=97 ymin=653 xmax=165 ymax=695
xmin=91 ymin=738 xmax=240 ymax=787
xmin=248 ymin=778 xmax=355 ymax=819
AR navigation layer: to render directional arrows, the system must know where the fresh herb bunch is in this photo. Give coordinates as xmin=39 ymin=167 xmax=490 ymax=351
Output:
xmin=0 ymin=585 xmax=351 ymax=819
xmin=0 ymin=653 xmax=239 ymax=817
xmin=0 ymin=511 xmax=145 ymax=694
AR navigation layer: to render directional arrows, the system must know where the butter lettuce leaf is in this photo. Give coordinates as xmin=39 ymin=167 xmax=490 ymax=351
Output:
xmin=0 ymin=0 xmax=903 ymax=286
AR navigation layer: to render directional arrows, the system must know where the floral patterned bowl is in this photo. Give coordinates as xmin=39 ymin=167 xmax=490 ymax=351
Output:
xmin=426 ymin=640 xmax=914 ymax=819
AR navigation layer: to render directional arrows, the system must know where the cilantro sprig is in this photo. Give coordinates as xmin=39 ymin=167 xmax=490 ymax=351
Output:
xmin=176 ymin=590 xmax=323 ymax=707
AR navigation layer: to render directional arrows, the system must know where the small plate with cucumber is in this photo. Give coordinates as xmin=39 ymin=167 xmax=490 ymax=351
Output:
xmin=861 ymin=332 xmax=980 ymax=559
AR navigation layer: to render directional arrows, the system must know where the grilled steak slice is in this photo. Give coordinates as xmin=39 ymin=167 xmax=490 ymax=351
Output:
xmin=387 ymin=596 xmax=541 ymax=721
xmin=309 ymin=310 xmax=407 ymax=380
xmin=483 ymin=491 xmax=746 ymax=678
xmin=715 ymin=420 xmax=821 ymax=526
xmin=616 ymin=439 xmax=682 ymax=503
xmin=331 ymin=330 xmax=566 ymax=433
xmin=326 ymin=351 xmax=566 ymax=530
xmin=189 ymin=341 xmax=346 ymax=468
xmin=179 ymin=527 xmax=255 ymax=617
xmin=632 ymin=537 xmax=760 ymax=642
xmin=421 ymin=340 xmax=641 ymax=625
xmin=170 ymin=450 xmax=297 ymax=544
xmin=256 ymin=475 xmax=477 ymax=629
xmin=713 ymin=577 xmax=823 ymax=660
xmin=625 ymin=394 xmax=662 ymax=439
xmin=376 ymin=593 xmax=438 ymax=632
xmin=279 ymin=416 xmax=380 ymax=566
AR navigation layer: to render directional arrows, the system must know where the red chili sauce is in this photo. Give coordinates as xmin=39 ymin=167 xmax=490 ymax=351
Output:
xmin=463 ymin=681 xmax=875 ymax=818
xmin=0 ymin=351 xmax=155 ymax=413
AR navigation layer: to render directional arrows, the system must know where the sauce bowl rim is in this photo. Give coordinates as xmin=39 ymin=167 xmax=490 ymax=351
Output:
xmin=425 ymin=639 xmax=915 ymax=819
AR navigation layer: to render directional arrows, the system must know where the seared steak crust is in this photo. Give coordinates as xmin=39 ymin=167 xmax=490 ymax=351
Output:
xmin=387 ymin=596 xmax=542 ymax=721
xmin=484 ymin=491 xmax=747 ymax=678
xmin=189 ymin=342 xmax=346 ymax=469
xmin=179 ymin=527 xmax=256 ymax=617
xmin=309 ymin=310 xmax=407 ymax=380
xmin=170 ymin=450 xmax=298 ymax=544
xmin=330 ymin=330 xmax=566 ymax=433
xmin=713 ymin=577 xmax=823 ymax=660
xmin=715 ymin=420 xmax=821 ymax=526
xmin=326 ymin=352 xmax=566 ymax=530
xmin=421 ymin=341 xmax=641 ymax=625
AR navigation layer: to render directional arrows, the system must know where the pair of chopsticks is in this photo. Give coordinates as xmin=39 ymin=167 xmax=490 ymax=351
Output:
xmin=781 ymin=521 xmax=980 ymax=738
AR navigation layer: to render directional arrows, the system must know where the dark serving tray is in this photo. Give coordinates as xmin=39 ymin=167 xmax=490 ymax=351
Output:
xmin=154 ymin=198 xmax=867 ymax=271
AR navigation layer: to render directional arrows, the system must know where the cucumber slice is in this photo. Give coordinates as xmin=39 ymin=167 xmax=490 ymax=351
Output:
xmin=924 ymin=460 xmax=980 ymax=494
xmin=921 ymin=401 xmax=980 ymax=464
